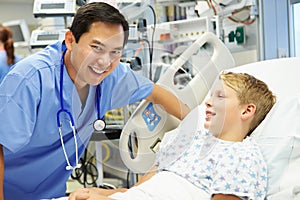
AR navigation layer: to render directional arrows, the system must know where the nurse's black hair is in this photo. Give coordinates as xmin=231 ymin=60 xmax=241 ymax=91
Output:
xmin=70 ymin=2 xmax=129 ymax=47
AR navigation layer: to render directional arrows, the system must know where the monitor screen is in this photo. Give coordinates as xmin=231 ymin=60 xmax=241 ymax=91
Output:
xmin=2 ymin=19 xmax=31 ymax=47
xmin=7 ymin=25 xmax=25 ymax=42
xmin=37 ymin=34 xmax=60 ymax=41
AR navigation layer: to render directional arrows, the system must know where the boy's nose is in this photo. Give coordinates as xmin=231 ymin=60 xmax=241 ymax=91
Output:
xmin=205 ymin=98 xmax=212 ymax=108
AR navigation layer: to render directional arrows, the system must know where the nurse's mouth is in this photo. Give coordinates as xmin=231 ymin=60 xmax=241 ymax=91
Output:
xmin=89 ymin=65 xmax=109 ymax=75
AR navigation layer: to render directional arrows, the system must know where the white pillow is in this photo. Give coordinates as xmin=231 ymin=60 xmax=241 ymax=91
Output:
xmin=267 ymin=186 xmax=300 ymax=200
xmin=251 ymin=95 xmax=300 ymax=197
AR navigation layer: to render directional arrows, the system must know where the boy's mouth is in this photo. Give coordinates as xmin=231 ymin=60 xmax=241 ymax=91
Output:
xmin=205 ymin=110 xmax=216 ymax=120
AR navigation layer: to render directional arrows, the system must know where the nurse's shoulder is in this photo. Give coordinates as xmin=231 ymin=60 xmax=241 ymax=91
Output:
xmin=8 ymin=41 xmax=62 ymax=77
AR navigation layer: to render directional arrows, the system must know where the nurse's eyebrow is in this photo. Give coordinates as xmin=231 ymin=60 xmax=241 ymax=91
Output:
xmin=91 ymin=39 xmax=123 ymax=50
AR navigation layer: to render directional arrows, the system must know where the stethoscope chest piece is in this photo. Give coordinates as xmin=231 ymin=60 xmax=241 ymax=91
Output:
xmin=93 ymin=119 xmax=106 ymax=131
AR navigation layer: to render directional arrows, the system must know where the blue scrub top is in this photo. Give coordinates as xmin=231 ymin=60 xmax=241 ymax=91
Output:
xmin=0 ymin=41 xmax=153 ymax=200
xmin=0 ymin=50 xmax=21 ymax=83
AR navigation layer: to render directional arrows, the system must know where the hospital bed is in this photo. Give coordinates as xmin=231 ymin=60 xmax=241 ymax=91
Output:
xmin=119 ymin=32 xmax=300 ymax=199
xmin=119 ymin=32 xmax=236 ymax=173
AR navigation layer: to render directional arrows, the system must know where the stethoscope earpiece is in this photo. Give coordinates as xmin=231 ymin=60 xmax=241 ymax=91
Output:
xmin=65 ymin=165 xmax=73 ymax=171
xmin=66 ymin=163 xmax=82 ymax=171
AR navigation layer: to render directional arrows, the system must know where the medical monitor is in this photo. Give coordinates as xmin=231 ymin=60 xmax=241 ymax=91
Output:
xmin=2 ymin=19 xmax=31 ymax=48
xmin=33 ymin=0 xmax=76 ymax=17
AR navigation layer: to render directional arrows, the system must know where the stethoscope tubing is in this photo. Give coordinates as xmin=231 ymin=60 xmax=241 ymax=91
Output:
xmin=56 ymin=44 xmax=104 ymax=170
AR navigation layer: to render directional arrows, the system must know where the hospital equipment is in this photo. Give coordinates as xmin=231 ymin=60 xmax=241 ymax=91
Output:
xmin=31 ymin=0 xmax=75 ymax=50
xmin=57 ymin=45 xmax=105 ymax=171
xmin=119 ymin=32 xmax=235 ymax=173
xmin=2 ymin=19 xmax=31 ymax=48
xmin=33 ymin=0 xmax=76 ymax=17
xmin=211 ymin=0 xmax=256 ymax=17
xmin=30 ymin=29 xmax=67 ymax=49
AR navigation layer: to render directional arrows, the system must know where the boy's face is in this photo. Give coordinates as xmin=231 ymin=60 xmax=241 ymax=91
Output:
xmin=66 ymin=21 xmax=124 ymax=87
xmin=204 ymin=79 xmax=243 ymax=139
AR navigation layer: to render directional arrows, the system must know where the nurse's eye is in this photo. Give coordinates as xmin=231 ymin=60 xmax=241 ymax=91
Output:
xmin=90 ymin=44 xmax=104 ymax=53
xmin=110 ymin=50 xmax=122 ymax=58
xmin=112 ymin=50 xmax=122 ymax=55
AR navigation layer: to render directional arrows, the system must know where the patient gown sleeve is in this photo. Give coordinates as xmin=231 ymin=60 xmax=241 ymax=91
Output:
xmin=210 ymin=138 xmax=268 ymax=200
xmin=154 ymin=129 xmax=178 ymax=166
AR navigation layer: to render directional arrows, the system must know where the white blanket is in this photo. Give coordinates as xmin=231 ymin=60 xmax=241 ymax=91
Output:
xmin=109 ymin=171 xmax=210 ymax=200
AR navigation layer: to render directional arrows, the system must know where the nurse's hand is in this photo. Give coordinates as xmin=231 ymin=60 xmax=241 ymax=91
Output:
xmin=68 ymin=187 xmax=127 ymax=200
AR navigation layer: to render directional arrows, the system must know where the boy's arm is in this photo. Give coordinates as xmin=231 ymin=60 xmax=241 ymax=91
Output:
xmin=0 ymin=145 xmax=4 ymax=200
xmin=146 ymin=84 xmax=190 ymax=120
xmin=132 ymin=165 xmax=158 ymax=187
xmin=212 ymin=194 xmax=242 ymax=200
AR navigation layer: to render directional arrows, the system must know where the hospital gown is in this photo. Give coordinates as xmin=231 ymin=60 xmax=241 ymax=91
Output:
xmin=111 ymin=129 xmax=267 ymax=200
xmin=0 ymin=41 xmax=153 ymax=200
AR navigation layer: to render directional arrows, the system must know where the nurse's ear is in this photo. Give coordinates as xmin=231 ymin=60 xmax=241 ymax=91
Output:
xmin=64 ymin=30 xmax=76 ymax=51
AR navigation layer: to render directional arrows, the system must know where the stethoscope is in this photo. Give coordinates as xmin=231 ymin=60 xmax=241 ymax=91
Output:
xmin=57 ymin=44 xmax=106 ymax=171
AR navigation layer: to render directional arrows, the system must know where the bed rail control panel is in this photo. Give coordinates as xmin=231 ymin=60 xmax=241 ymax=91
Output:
xmin=142 ymin=103 xmax=161 ymax=131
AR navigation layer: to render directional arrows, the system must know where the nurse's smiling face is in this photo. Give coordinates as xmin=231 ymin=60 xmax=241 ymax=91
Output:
xmin=64 ymin=21 xmax=124 ymax=87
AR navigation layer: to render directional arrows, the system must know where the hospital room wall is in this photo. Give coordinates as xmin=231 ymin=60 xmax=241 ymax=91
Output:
xmin=0 ymin=2 xmax=37 ymax=26
xmin=259 ymin=0 xmax=290 ymax=60
xmin=0 ymin=0 xmax=293 ymax=60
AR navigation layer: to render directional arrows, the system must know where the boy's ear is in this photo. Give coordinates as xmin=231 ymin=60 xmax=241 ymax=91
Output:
xmin=241 ymin=103 xmax=256 ymax=121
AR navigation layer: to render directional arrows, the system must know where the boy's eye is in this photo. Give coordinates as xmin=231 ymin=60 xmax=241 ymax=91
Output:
xmin=216 ymin=91 xmax=225 ymax=98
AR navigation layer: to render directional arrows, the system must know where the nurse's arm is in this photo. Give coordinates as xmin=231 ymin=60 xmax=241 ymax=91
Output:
xmin=68 ymin=166 xmax=158 ymax=199
xmin=146 ymin=84 xmax=190 ymax=120
xmin=0 ymin=145 xmax=4 ymax=200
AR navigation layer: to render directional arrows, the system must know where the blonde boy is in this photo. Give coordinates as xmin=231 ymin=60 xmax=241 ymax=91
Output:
xmin=69 ymin=72 xmax=276 ymax=200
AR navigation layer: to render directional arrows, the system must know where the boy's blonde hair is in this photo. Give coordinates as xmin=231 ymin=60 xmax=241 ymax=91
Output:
xmin=220 ymin=71 xmax=276 ymax=135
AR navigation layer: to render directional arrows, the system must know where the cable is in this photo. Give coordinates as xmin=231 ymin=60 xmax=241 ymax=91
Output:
xmin=228 ymin=16 xmax=256 ymax=25
xmin=101 ymin=141 xmax=111 ymax=163
xmin=228 ymin=8 xmax=256 ymax=25
xmin=126 ymin=169 xmax=131 ymax=188
xmin=207 ymin=0 xmax=217 ymax=15
xmin=147 ymin=4 xmax=156 ymax=81
xmin=71 ymin=149 xmax=98 ymax=187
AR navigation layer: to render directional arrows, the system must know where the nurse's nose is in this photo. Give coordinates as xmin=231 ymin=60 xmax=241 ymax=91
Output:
xmin=96 ymin=53 xmax=112 ymax=69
